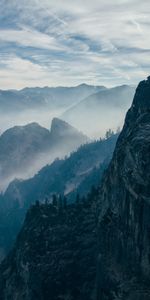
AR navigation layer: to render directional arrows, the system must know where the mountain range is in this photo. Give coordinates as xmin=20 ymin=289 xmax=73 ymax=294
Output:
xmin=0 ymin=77 xmax=149 ymax=299
xmin=0 ymin=84 xmax=134 ymax=138
xmin=0 ymin=84 xmax=104 ymax=113
xmin=0 ymin=84 xmax=105 ymax=133
xmin=0 ymin=118 xmax=88 ymax=191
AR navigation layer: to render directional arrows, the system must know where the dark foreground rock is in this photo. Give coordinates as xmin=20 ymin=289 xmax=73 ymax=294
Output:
xmin=0 ymin=195 xmax=98 ymax=300
xmin=97 ymin=76 xmax=150 ymax=299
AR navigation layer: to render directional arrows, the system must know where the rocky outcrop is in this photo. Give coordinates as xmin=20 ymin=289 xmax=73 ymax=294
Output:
xmin=50 ymin=117 xmax=88 ymax=151
xmin=0 ymin=196 xmax=98 ymax=300
xmin=96 ymin=76 xmax=150 ymax=299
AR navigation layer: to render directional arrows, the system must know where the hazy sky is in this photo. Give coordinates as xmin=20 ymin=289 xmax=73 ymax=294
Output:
xmin=0 ymin=0 xmax=149 ymax=89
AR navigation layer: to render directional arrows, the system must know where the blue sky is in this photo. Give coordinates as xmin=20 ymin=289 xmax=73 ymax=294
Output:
xmin=0 ymin=0 xmax=149 ymax=89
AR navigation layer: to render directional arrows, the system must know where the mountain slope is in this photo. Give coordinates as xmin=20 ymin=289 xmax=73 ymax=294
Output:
xmin=4 ymin=133 xmax=117 ymax=205
xmin=0 ymin=133 xmax=118 ymax=259
xmin=0 ymin=122 xmax=51 ymax=190
xmin=0 ymin=118 xmax=88 ymax=191
xmin=62 ymin=85 xmax=135 ymax=137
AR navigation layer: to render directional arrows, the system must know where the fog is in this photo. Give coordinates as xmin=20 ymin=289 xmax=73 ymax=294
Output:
xmin=0 ymin=96 xmax=133 ymax=139
xmin=0 ymin=108 xmax=65 ymax=134
xmin=0 ymin=84 xmax=135 ymax=192
xmin=61 ymin=86 xmax=135 ymax=138
xmin=62 ymin=104 xmax=125 ymax=138
xmin=0 ymin=149 xmax=64 ymax=193
xmin=0 ymin=116 xmax=88 ymax=192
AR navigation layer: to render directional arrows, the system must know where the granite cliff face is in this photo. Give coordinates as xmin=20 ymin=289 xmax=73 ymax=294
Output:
xmin=0 ymin=77 xmax=150 ymax=299
xmin=50 ymin=117 xmax=88 ymax=151
xmin=97 ymin=76 xmax=150 ymax=299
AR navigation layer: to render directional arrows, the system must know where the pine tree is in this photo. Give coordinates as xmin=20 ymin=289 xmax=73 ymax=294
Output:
xmin=76 ymin=193 xmax=80 ymax=205
xmin=58 ymin=195 xmax=63 ymax=211
xmin=105 ymin=129 xmax=114 ymax=139
xmin=35 ymin=200 xmax=40 ymax=207
xmin=52 ymin=194 xmax=57 ymax=207
xmin=63 ymin=196 xmax=67 ymax=209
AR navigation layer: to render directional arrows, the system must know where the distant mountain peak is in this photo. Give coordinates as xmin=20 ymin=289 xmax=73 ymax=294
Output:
xmin=78 ymin=83 xmax=106 ymax=89
xmin=1 ymin=122 xmax=49 ymax=138
xmin=50 ymin=117 xmax=88 ymax=140
xmin=78 ymin=83 xmax=92 ymax=88
xmin=51 ymin=117 xmax=75 ymax=130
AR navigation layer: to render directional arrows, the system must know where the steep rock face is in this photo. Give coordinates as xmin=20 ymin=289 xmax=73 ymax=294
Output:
xmin=0 ymin=198 xmax=97 ymax=300
xmin=50 ymin=117 xmax=88 ymax=151
xmin=97 ymin=77 xmax=150 ymax=299
xmin=51 ymin=117 xmax=86 ymax=140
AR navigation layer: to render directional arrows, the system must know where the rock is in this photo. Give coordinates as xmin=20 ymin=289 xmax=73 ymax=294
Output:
xmin=0 ymin=199 xmax=97 ymax=300
xmin=96 ymin=77 xmax=150 ymax=299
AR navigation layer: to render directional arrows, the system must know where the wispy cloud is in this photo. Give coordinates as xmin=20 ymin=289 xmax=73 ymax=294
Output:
xmin=0 ymin=27 xmax=66 ymax=51
xmin=0 ymin=0 xmax=149 ymax=88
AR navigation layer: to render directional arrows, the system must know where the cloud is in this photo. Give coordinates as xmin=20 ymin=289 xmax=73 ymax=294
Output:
xmin=0 ymin=26 xmax=66 ymax=51
xmin=0 ymin=0 xmax=149 ymax=88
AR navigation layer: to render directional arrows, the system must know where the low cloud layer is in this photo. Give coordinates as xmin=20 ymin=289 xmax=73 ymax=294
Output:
xmin=0 ymin=0 xmax=149 ymax=89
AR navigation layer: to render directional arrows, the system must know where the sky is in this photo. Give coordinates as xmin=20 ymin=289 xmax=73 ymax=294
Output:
xmin=0 ymin=0 xmax=149 ymax=89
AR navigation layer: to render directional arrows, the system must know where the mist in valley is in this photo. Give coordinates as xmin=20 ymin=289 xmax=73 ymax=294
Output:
xmin=0 ymin=108 xmax=65 ymax=134
xmin=0 ymin=84 xmax=135 ymax=137
xmin=0 ymin=84 xmax=135 ymax=193
xmin=0 ymin=112 xmax=89 ymax=192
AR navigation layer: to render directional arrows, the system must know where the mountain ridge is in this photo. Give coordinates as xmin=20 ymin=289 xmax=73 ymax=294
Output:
xmin=0 ymin=118 xmax=88 ymax=191
xmin=0 ymin=84 xmax=134 ymax=137
xmin=61 ymin=84 xmax=135 ymax=137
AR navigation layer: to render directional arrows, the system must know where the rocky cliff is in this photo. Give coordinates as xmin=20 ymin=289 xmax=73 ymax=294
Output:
xmin=97 ymin=76 xmax=150 ymax=299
